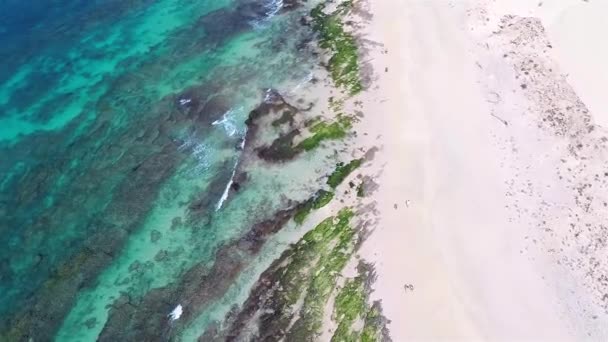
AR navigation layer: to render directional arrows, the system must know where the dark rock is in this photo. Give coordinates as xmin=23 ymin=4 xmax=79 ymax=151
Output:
xmin=154 ymin=250 xmax=169 ymax=263
xmin=128 ymin=261 xmax=142 ymax=273
xmin=150 ymin=229 xmax=162 ymax=243
xmin=257 ymin=129 xmax=302 ymax=162
xmin=84 ymin=317 xmax=97 ymax=329
xmin=170 ymin=217 xmax=183 ymax=231
xmin=230 ymin=171 xmax=248 ymax=193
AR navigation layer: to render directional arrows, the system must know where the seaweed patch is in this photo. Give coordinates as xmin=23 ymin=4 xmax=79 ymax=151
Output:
xmin=331 ymin=262 xmax=391 ymax=342
xmin=311 ymin=0 xmax=363 ymax=95
xmin=327 ymin=158 xmax=363 ymax=188
xmin=294 ymin=189 xmax=335 ymax=224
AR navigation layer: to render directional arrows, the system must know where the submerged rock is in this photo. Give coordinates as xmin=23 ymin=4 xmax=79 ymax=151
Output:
xmin=243 ymin=89 xmax=308 ymax=162
xmin=98 ymin=202 xmax=307 ymax=341
xmin=150 ymin=229 xmax=162 ymax=243
xmin=257 ymin=129 xmax=302 ymax=161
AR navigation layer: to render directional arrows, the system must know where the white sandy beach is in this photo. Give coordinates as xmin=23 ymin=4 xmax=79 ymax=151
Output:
xmin=355 ymin=0 xmax=608 ymax=340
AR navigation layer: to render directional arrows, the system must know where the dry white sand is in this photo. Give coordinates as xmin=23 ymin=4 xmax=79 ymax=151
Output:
xmin=353 ymin=0 xmax=608 ymax=340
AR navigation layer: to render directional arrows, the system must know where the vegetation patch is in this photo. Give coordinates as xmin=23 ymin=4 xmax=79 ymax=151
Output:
xmin=294 ymin=190 xmax=335 ymax=225
xmin=329 ymin=96 xmax=345 ymax=113
xmin=327 ymin=158 xmax=363 ymax=188
xmin=304 ymin=116 xmax=323 ymax=128
xmin=360 ymin=302 xmax=390 ymax=342
xmin=218 ymin=208 xmax=361 ymax=341
xmin=297 ymin=115 xmax=353 ymax=151
xmin=259 ymin=114 xmax=354 ymax=161
xmin=311 ymin=1 xmax=363 ymax=95
xmin=210 ymin=207 xmax=392 ymax=341
xmin=332 ymin=276 xmax=367 ymax=341
xmin=285 ymin=208 xmax=358 ymax=340
xmin=331 ymin=262 xmax=390 ymax=342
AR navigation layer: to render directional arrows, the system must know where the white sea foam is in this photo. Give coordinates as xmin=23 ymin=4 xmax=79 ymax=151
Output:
xmin=176 ymin=132 xmax=213 ymax=174
xmin=192 ymin=142 xmax=211 ymax=174
xmin=264 ymin=0 xmax=284 ymax=19
xmin=177 ymin=133 xmax=196 ymax=151
xmin=288 ymin=71 xmax=314 ymax=95
xmin=215 ymin=159 xmax=239 ymax=211
xmin=168 ymin=304 xmax=183 ymax=321
xmin=250 ymin=0 xmax=284 ymax=29
xmin=263 ymin=88 xmax=274 ymax=103
xmin=212 ymin=107 xmax=242 ymax=137
xmin=239 ymin=128 xmax=248 ymax=149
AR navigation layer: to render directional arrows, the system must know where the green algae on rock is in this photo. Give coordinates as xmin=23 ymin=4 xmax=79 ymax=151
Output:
xmin=327 ymin=158 xmax=364 ymax=188
xmin=331 ymin=262 xmax=391 ymax=342
xmin=294 ymin=189 xmax=335 ymax=224
xmin=297 ymin=114 xmax=353 ymax=151
xmin=311 ymin=0 xmax=363 ymax=94
xmin=286 ymin=208 xmax=357 ymax=340
xmin=252 ymin=95 xmax=355 ymax=161
xmin=360 ymin=302 xmax=392 ymax=342
xmin=207 ymin=208 xmax=365 ymax=341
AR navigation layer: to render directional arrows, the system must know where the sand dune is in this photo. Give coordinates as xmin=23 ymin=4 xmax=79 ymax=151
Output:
xmin=357 ymin=0 xmax=608 ymax=340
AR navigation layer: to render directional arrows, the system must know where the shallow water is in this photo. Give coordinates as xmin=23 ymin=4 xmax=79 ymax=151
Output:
xmin=0 ymin=0 xmax=335 ymax=340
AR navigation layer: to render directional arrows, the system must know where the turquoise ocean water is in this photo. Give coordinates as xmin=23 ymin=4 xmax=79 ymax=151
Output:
xmin=0 ymin=0 xmax=337 ymax=340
